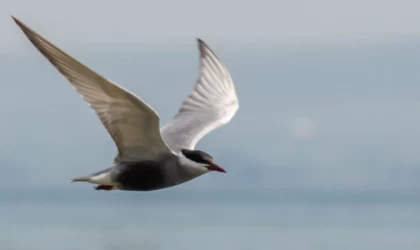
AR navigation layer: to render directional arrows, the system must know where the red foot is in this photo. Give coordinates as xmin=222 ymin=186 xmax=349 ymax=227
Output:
xmin=95 ymin=185 xmax=114 ymax=190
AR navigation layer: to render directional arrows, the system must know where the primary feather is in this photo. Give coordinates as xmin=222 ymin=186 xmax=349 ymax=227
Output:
xmin=161 ymin=39 xmax=239 ymax=153
xmin=12 ymin=16 xmax=172 ymax=163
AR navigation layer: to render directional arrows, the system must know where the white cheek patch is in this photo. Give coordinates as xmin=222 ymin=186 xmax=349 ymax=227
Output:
xmin=179 ymin=153 xmax=208 ymax=169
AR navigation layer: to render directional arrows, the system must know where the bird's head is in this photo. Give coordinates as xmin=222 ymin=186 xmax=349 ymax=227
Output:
xmin=180 ymin=149 xmax=226 ymax=173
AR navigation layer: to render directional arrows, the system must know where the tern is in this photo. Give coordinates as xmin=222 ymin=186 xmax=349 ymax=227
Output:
xmin=12 ymin=17 xmax=239 ymax=191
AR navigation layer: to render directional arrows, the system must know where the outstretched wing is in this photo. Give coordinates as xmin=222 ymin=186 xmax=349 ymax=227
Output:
xmin=161 ymin=39 xmax=239 ymax=153
xmin=13 ymin=16 xmax=172 ymax=163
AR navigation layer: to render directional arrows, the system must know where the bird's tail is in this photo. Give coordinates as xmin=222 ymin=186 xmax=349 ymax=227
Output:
xmin=70 ymin=176 xmax=91 ymax=182
xmin=70 ymin=168 xmax=113 ymax=184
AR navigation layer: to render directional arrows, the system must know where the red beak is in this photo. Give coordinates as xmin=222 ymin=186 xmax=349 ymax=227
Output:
xmin=207 ymin=163 xmax=227 ymax=173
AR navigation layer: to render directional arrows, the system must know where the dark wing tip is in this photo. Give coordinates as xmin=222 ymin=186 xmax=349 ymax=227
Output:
xmin=11 ymin=16 xmax=36 ymax=39
xmin=197 ymin=38 xmax=214 ymax=55
xmin=11 ymin=15 xmax=25 ymax=29
xmin=196 ymin=37 xmax=204 ymax=44
xmin=196 ymin=38 xmax=226 ymax=71
xmin=196 ymin=38 xmax=206 ymax=52
xmin=196 ymin=38 xmax=224 ymax=60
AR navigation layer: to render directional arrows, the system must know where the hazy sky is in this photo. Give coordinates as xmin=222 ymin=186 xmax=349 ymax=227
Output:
xmin=1 ymin=0 xmax=420 ymax=195
xmin=2 ymin=0 xmax=420 ymax=52
xmin=2 ymin=5 xmax=419 ymax=250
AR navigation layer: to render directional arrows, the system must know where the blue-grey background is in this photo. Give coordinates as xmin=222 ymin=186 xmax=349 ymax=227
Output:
xmin=1 ymin=1 xmax=420 ymax=249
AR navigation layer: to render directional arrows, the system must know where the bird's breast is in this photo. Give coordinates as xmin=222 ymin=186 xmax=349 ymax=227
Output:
xmin=114 ymin=161 xmax=166 ymax=191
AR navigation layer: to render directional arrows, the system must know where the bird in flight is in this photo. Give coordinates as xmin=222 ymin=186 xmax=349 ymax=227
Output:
xmin=12 ymin=16 xmax=239 ymax=191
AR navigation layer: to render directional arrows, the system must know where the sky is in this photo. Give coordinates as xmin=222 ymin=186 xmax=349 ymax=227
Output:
xmin=1 ymin=0 xmax=420 ymax=197
xmin=2 ymin=0 xmax=420 ymax=52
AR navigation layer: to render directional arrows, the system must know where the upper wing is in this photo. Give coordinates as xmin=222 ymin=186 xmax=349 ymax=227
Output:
xmin=161 ymin=39 xmax=239 ymax=153
xmin=13 ymin=16 xmax=172 ymax=163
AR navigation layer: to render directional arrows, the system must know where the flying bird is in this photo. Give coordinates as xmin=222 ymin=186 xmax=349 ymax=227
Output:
xmin=12 ymin=16 xmax=239 ymax=191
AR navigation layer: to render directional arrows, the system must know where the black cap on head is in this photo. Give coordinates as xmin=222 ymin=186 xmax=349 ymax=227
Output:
xmin=181 ymin=149 xmax=213 ymax=165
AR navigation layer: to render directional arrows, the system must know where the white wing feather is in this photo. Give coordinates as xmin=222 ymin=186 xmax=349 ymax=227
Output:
xmin=161 ymin=39 xmax=239 ymax=153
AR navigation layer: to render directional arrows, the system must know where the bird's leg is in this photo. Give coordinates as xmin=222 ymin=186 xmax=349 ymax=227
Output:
xmin=94 ymin=185 xmax=115 ymax=191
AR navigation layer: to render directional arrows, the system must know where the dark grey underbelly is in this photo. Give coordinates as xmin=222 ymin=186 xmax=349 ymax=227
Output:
xmin=114 ymin=161 xmax=166 ymax=191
